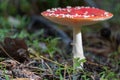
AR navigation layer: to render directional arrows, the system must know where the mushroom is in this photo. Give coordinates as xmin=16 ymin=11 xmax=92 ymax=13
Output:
xmin=41 ymin=6 xmax=113 ymax=69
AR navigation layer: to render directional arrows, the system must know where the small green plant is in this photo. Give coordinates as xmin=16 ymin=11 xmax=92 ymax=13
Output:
xmin=81 ymin=75 xmax=90 ymax=80
xmin=55 ymin=65 xmax=72 ymax=80
xmin=4 ymin=71 xmax=10 ymax=80
xmin=42 ymin=37 xmax=61 ymax=58
xmin=0 ymin=63 xmax=10 ymax=80
xmin=99 ymin=67 xmax=118 ymax=80
xmin=73 ymin=58 xmax=86 ymax=71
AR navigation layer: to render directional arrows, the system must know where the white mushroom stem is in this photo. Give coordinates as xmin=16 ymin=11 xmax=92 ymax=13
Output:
xmin=72 ymin=26 xmax=85 ymax=69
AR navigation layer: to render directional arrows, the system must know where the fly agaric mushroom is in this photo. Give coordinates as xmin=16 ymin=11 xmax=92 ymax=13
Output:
xmin=41 ymin=6 xmax=113 ymax=68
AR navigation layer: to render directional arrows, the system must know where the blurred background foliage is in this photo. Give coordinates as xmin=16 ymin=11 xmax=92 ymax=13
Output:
xmin=0 ymin=0 xmax=119 ymax=46
xmin=0 ymin=0 xmax=85 ymax=16
xmin=0 ymin=0 xmax=119 ymax=22
xmin=0 ymin=0 xmax=120 ymax=79
xmin=0 ymin=0 xmax=119 ymax=26
xmin=0 ymin=0 xmax=119 ymax=30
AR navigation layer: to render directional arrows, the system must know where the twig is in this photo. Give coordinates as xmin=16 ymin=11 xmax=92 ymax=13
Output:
xmin=44 ymin=62 xmax=53 ymax=74
xmin=39 ymin=56 xmax=63 ymax=67
xmin=64 ymin=64 xmax=67 ymax=80
xmin=28 ymin=48 xmax=64 ymax=66
xmin=25 ymin=66 xmax=50 ymax=73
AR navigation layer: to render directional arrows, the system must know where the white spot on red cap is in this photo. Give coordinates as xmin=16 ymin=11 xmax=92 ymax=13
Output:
xmin=91 ymin=15 xmax=95 ymax=17
xmin=75 ymin=6 xmax=81 ymax=9
xmin=67 ymin=6 xmax=72 ymax=8
xmin=83 ymin=15 xmax=90 ymax=18
xmin=84 ymin=11 xmax=88 ymax=15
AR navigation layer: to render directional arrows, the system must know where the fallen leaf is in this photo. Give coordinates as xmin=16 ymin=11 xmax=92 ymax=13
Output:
xmin=0 ymin=37 xmax=29 ymax=62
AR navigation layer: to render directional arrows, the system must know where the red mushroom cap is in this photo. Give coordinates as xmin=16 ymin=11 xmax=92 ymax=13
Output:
xmin=41 ymin=6 xmax=113 ymax=26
